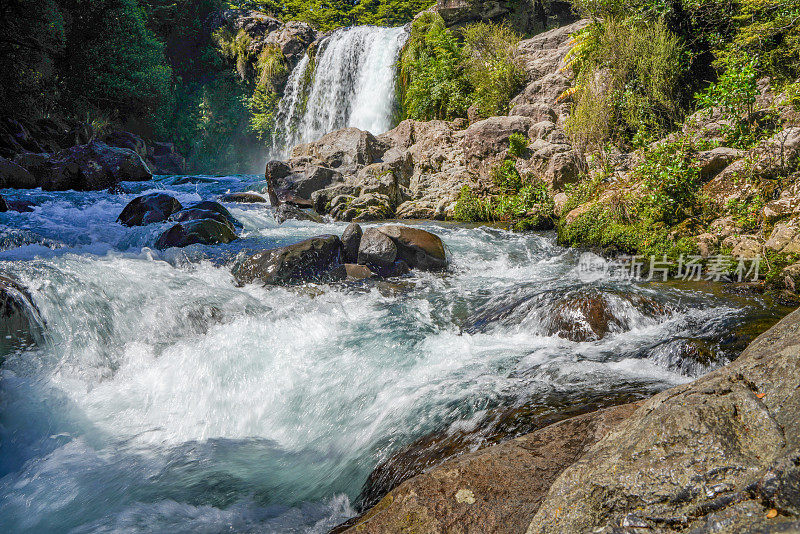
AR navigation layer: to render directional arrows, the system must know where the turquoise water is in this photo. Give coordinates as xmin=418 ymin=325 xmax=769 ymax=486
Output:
xmin=0 ymin=175 xmax=782 ymax=532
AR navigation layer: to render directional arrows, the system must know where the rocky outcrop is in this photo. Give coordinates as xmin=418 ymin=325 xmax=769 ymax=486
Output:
xmin=259 ymin=20 xmax=594 ymax=223
xmin=12 ymin=142 xmax=151 ymax=191
xmin=221 ymin=10 xmax=317 ymax=72
xmin=103 ymin=131 xmax=187 ymax=176
xmin=340 ymin=403 xmax=641 ymax=534
xmin=526 ymin=305 xmax=800 ymax=533
xmin=118 ymin=193 xmax=182 ymax=227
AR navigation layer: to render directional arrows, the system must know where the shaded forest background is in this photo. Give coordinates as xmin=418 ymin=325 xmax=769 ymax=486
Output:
xmin=0 ymin=0 xmax=433 ymax=173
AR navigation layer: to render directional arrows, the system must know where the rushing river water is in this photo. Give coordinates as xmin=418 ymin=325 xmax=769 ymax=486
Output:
xmin=0 ymin=175 xmax=789 ymax=533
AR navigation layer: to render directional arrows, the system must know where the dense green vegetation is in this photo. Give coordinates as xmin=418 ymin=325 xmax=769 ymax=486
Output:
xmin=454 ymin=149 xmax=556 ymax=231
xmin=398 ymin=12 xmax=526 ymax=121
xmin=555 ymin=0 xmax=800 ymax=268
xmin=233 ymin=0 xmax=436 ymax=31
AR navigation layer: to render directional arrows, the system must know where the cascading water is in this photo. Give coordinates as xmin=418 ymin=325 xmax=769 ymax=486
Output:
xmin=270 ymin=26 xmax=408 ymax=159
xmin=0 ymin=174 xmax=789 ymax=532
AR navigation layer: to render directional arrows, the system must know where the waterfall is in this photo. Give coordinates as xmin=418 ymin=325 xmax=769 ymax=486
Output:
xmin=270 ymin=25 xmax=408 ymax=159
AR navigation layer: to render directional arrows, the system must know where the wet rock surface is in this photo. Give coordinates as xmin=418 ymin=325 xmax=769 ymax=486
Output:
xmin=118 ymin=193 xmax=182 ymax=227
xmin=339 ymin=403 xmax=641 ymax=534
xmin=232 ymin=235 xmax=343 ymax=286
xmin=526 ymin=305 xmax=800 ymax=533
xmin=0 ymin=275 xmax=44 ymax=361
xmin=154 ymin=219 xmax=238 ymax=250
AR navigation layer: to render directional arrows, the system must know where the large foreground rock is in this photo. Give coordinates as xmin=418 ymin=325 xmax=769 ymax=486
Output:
xmin=341 ymin=403 xmax=640 ymax=533
xmin=233 ymin=235 xmax=342 ymax=285
xmin=527 ymin=306 xmax=800 ymax=533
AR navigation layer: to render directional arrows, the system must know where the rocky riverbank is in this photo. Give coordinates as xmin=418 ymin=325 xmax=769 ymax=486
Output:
xmin=336 ymin=305 xmax=800 ymax=533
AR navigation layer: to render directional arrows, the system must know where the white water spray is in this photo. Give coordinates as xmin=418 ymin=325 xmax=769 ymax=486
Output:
xmin=270 ymin=25 xmax=408 ymax=159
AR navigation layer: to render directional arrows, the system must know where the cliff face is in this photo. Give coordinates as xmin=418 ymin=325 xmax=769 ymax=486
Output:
xmin=341 ymin=303 xmax=800 ymax=533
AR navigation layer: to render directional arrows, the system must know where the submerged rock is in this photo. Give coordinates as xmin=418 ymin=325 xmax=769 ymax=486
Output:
xmin=232 ymin=235 xmax=343 ymax=286
xmin=154 ymin=219 xmax=237 ymax=249
xmin=0 ymin=275 xmax=44 ymax=360
xmin=188 ymin=201 xmax=243 ymax=230
xmin=118 ymin=193 xmax=182 ymax=227
xmin=219 ymin=192 xmax=267 ymax=204
xmin=274 ymin=203 xmax=323 ymax=224
xmin=170 ymin=208 xmax=236 ymax=232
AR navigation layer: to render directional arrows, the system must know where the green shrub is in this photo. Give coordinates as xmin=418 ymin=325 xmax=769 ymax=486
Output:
xmin=508 ymin=133 xmax=530 ymax=158
xmin=565 ymin=17 xmax=685 ymax=151
xmin=454 ymin=185 xmax=492 ymax=222
xmin=637 ymin=137 xmax=701 ymax=225
xmin=398 ymin=12 xmax=471 ymax=121
xmin=461 ymin=22 xmax=526 ymax=118
xmin=454 ymin=160 xmax=554 ymax=228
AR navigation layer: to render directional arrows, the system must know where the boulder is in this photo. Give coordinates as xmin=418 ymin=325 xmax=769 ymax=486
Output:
xmin=292 ymin=127 xmax=387 ymax=169
xmin=697 ymin=146 xmax=744 ymax=180
xmin=527 ymin=305 xmax=800 ymax=533
xmin=0 ymin=156 xmax=38 ymax=189
xmin=340 ymin=403 xmax=640 ymax=534
xmin=765 ymin=220 xmax=800 ymax=254
xmin=276 ymin=165 xmax=341 ymax=199
xmin=103 ymin=131 xmax=147 ymax=159
xmin=185 ymin=201 xmax=242 ymax=230
xmin=357 ymin=228 xmax=398 ymax=269
xmin=722 ymin=234 xmax=763 ymax=258
xmin=220 ymin=192 xmax=267 ymax=203
xmin=232 ymin=235 xmax=343 ymax=286
xmin=170 ymin=208 xmax=236 ymax=232
xmin=274 ymin=203 xmax=323 ymax=224
xmin=341 ymin=223 xmax=363 ymax=263
xmin=377 ymin=225 xmax=448 ymax=271
xmin=25 ymin=142 xmax=151 ymax=191
xmin=462 ymin=116 xmax=534 ymax=164
xmin=154 ymin=219 xmax=237 ymax=249
xmin=148 ymin=152 xmax=186 ymax=175
xmin=118 ymin=193 xmax=182 ymax=227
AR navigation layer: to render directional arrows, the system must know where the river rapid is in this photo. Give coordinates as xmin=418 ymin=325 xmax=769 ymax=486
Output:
xmin=0 ymin=174 xmax=788 ymax=533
